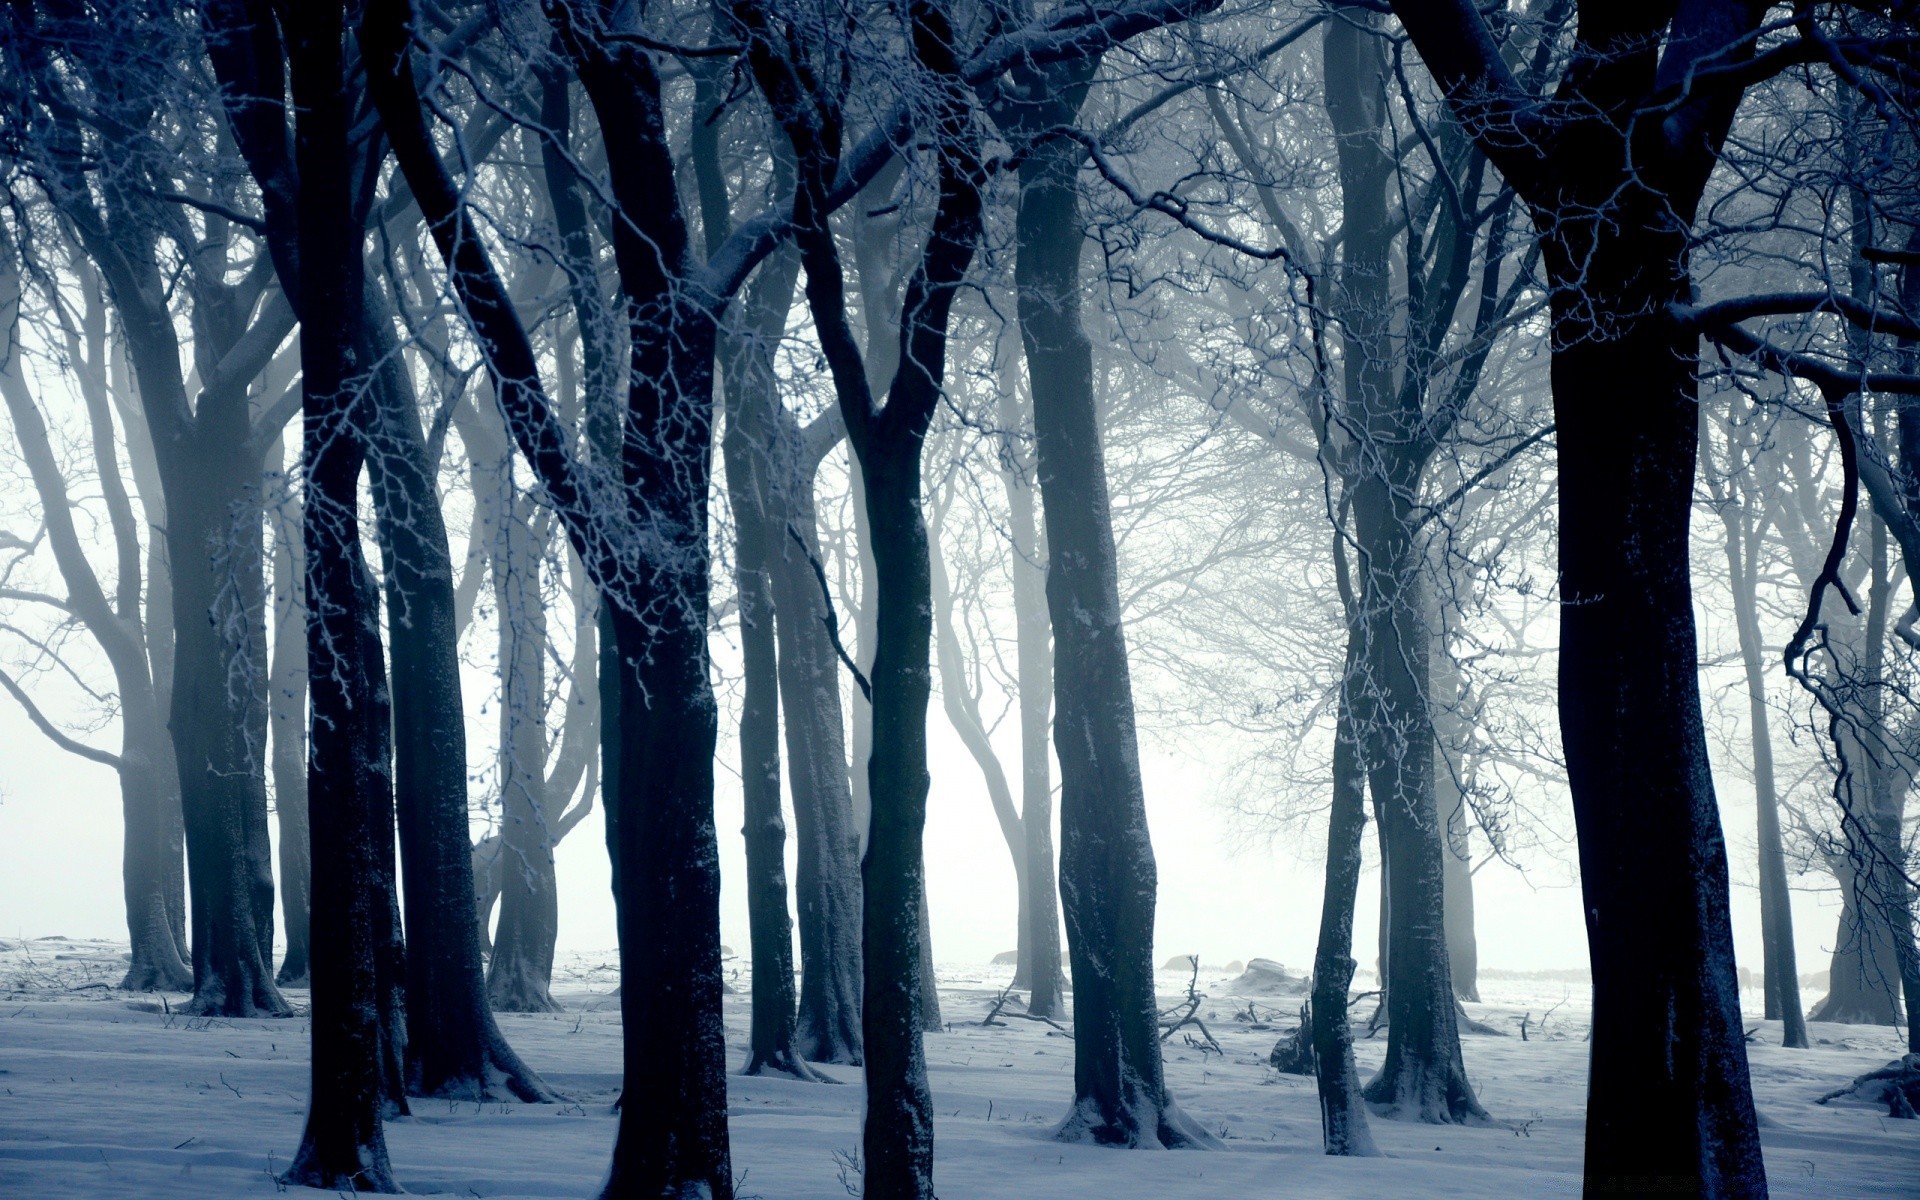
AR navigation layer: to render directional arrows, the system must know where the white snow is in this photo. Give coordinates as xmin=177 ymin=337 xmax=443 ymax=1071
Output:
xmin=1 ymin=939 xmax=1913 ymax=1197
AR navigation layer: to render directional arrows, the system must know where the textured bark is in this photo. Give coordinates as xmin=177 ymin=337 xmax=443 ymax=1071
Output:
xmin=367 ymin=4 xmax=738 ymax=1188
xmin=1386 ymin=5 xmax=1770 ymax=1190
xmin=1311 ymin=636 xmax=1379 ymax=1156
xmin=283 ymin=1 xmax=397 ymax=1185
xmin=1002 ymin=54 xmax=1205 ymax=1151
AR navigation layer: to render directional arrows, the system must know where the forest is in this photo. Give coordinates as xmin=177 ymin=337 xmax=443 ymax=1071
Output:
xmin=0 ymin=1 xmax=1917 ymax=1197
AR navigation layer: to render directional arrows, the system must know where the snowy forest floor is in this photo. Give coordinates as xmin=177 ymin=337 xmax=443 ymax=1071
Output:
xmin=1 ymin=938 xmax=1915 ymax=1198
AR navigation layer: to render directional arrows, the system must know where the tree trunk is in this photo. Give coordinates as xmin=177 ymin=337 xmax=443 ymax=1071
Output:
xmin=1312 ymin=635 xmax=1379 ymax=1156
xmin=362 ymin=292 xmax=551 ymax=1099
xmin=1431 ymin=631 xmax=1479 ymax=1005
xmin=0 ymin=324 xmax=191 ymax=993
xmin=768 ymin=488 xmax=866 ymax=1065
xmin=486 ymin=477 xmax=563 ymax=1015
xmin=855 ymin=442 xmax=940 ymax=1198
xmin=1547 ymin=223 xmax=1763 ymax=1195
xmin=1016 ymin=119 xmax=1204 ymax=1149
xmin=718 ymin=238 xmax=817 ymax=1080
xmin=367 ymin=3 xmax=748 ymax=1185
xmin=1001 ymin=383 xmax=1062 ymax=1019
xmin=1719 ymin=481 xmax=1807 ymax=1046
xmin=153 ymin=362 xmax=282 ymax=1019
xmin=1814 ymin=517 xmax=1911 ymax=1028
xmin=268 ymin=478 xmax=311 ymax=987
xmin=1351 ymin=482 xmax=1482 ymax=1123
xmin=284 ymin=3 xmax=397 ymax=1183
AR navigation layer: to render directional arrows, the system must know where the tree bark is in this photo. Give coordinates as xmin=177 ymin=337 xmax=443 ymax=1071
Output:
xmin=1384 ymin=5 xmax=1769 ymax=1189
xmin=364 ymin=5 xmax=738 ymax=1188
xmin=716 ymin=239 xmax=818 ymax=1079
xmin=361 ymin=288 xmax=552 ymax=1098
xmin=284 ymin=1 xmax=397 ymax=1185
xmin=1004 ymin=55 xmax=1206 ymax=1151
xmin=1312 ymin=633 xmax=1379 ymax=1156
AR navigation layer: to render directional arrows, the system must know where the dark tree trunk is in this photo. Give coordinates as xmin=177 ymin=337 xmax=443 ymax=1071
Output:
xmin=1318 ymin=17 xmax=1480 ymax=1123
xmin=26 ymin=0 xmax=284 ymax=1020
xmin=268 ymin=481 xmax=311 ymax=988
xmin=1311 ymin=635 xmax=1379 ymax=1156
xmin=167 ymin=437 xmax=281 ymax=1017
xmin=283 ymin=2 xmax=396 ymax=1185
xmin=742 ymin=8 xmax=982 ymax=1187
xmin=362 ymin=292 xmax=551 ymax=1098
xmin=364 ymin=4 xmax=738 ymax=1187
xmin=917 ymin=890 xmax=942 ymax=1032
xmin=1385 ymin=5 xmax=1771 ymax=1190
xmin=1010 ymin=68 xmax=1203 ymax=1150
xmin=1549 ymin=238 xmax=1762 ymax=1196
xmin=854 ymin=441 xmax=941 ymax=1198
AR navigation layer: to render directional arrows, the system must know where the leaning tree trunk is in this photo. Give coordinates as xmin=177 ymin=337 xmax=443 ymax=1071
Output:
xmin=1312 ymin=632 xmax=1379 ymax=1156
xmin=284 ymin=3 xmax=396 ymax=1184
xmin=1015 ymin=83 xmax=1205 ymax=1150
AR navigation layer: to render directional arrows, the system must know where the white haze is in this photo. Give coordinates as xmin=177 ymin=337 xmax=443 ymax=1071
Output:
xmin=0 ymin=674 xmax=1851 ymax=982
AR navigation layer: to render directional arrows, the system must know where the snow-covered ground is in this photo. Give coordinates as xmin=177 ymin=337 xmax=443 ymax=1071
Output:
xmin=1 ymin=938 xmax=1913 ymax=1198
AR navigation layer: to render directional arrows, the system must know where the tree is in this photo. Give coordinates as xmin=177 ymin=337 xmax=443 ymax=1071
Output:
xmin=3 ymin=1 xmax=296 ymax=1017
xmin=739 ymin=1 xmax=985 ymax=1191
xmin=281 ymin=0 xmax=401 ymax=1187
xmin=1385 ymin=0 xmax=1788 ymax=1190
xmin=0 ymin=240 xmax=190 ymax=993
